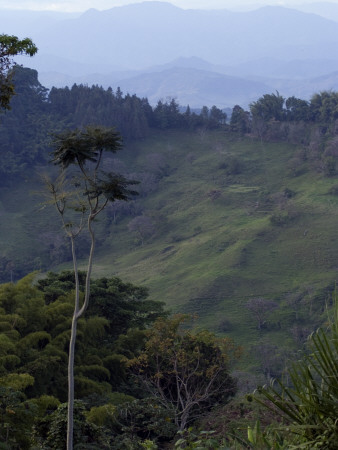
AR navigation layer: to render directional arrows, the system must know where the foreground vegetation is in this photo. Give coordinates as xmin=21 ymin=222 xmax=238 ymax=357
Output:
xmin=0 ymin=272 xmax=240 ymax=448
xmin=0 ymin=272 xmax=337 ymax=448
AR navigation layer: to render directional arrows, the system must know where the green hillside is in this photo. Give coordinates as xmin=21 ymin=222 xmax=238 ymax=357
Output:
xmin=98 ymin=131 xmax=336 ymax=342
xmin=4 ymin=128 xmax=330 ymax=359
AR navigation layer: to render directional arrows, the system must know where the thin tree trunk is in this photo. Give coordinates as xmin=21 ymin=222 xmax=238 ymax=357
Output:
xmin=67 ymin=236 xmax=80 ymax=450
xmin=77 ymin=215 xmax=95 ymax=318
xmin=67 ymin=214 xmax=96 ymax=449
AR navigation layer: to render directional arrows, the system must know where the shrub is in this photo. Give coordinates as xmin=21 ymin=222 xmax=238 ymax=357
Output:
xmin=328 ymin=184 xmax=338 ymax=195
xmin=323 ymin=156 xmax=336 ymax=176
xmin=270 ymin=211 xmax=290 ymax=226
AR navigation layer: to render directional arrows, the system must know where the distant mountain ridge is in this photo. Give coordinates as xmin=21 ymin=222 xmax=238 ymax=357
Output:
xmin=4 ymin=2 xmax=338 ymax=106
xmin=27 ymin=3 xmax=338 ymax=69
xmin=112 ymin=67 xmax=270 ymax=108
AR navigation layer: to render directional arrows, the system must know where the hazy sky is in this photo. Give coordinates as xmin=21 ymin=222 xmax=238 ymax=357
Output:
xmin=1 ymin=0 xmax=338 ymax=13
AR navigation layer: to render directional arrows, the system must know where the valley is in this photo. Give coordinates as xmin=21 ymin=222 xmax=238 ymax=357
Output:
xmin=2 ymin=125 xmax=337 ymax=357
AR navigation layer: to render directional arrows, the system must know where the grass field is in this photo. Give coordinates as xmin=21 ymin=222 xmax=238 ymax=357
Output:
xmin=2 ymin=129 xmax=338 ymax=372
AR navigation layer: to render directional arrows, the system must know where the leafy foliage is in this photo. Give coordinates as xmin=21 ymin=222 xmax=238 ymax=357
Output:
xmin=34 ymin=401 xmax=105 ymax=450
xmin=251 ymin=299 xmax=338 ymax=448
xmin=129 ymin=315 xmax=239 ymax=430
xmin=112 ymin=397 xmax=177 ymax=447
xmin=174 ymin=428 xmax=224 ymax=449
xmin=0 ymin=34 xmax=37 ymax=110
xmin=51 ymin=126 xmax=123 ymax=169
xmin=250 ymin=92 xmax=285 ymax=122
xmin=0 ymin=273 xmax=164 ymax=391
xmin=0 ymin=272 xmax=168 ymax=447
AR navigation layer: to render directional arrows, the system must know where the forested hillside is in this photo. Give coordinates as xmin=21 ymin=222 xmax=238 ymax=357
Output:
xmin=1 ymin=65 xmax=338 ymax=448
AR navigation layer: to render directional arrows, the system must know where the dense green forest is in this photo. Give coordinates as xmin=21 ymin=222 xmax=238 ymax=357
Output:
xmin=0 ymin=271 xmax=241 ymax=448
xmin=2 ymin=271 xmax=336 ymax=449
xmin=1 ymin=64 xmax=338 ymax=448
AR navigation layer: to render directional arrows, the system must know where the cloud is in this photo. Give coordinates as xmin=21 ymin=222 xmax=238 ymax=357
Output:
xmin=1 ymin=0 xmax=337 ymax=13
xmin=0 ymin=0 xmax=103 ymax=12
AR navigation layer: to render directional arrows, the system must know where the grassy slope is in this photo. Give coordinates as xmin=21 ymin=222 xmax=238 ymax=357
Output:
xmin=88 ymin=130 xmax=338 ymax=350
xmin=2 ymin=129 xmax=338 ymax=359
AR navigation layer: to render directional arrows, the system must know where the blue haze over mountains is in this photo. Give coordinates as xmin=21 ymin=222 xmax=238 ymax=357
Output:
xmin=2 ymin=1 xmax=338 ymax=107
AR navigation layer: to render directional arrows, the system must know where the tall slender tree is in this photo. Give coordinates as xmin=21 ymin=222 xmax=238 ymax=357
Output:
xmin=45 ymin=125 xmax=138 ymax=450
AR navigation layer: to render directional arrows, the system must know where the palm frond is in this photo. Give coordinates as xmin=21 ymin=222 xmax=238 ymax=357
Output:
xmin=253 ymin=297 xmax=338 ymax=447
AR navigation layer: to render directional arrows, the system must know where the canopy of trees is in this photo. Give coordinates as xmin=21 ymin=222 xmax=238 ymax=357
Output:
xmin=0 ymin=272 xmax=167 ymax=448
xmin=0 ymin=273 xmax=241 ymax=448
xmin=129 ymin=315 xmax=239 ymax=430
xmin=4 ymin=66 xmax=338 ymax=187
xmin=0 ymin=67 xmax=229 ymax=185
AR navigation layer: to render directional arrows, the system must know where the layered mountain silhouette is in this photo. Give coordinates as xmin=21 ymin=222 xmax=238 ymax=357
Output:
xmin=3 ymin=1 xmax=338 ymax=106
